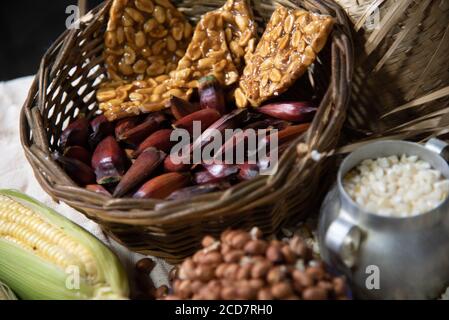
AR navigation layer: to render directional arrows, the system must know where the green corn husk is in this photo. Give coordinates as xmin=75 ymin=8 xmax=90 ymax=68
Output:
xmin=0 ymin=189 xmax=129 ymax=300
xmin=0 ymin=280 xmax=18 ymax=300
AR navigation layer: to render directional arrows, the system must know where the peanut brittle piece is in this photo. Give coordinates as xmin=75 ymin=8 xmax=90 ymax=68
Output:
xmin=169 ymin=11 xmax=239 ymax=91
xmin=97 ymin=80 xmax=139 ymax=120
xmin=219 ymin=0 xmax=258 ymax=68
xmin=97 ymin=75 xmax=190 ymax=120
xmin=104 ymin=0 xmax=193 ymax=81
xmin=167 ymin=0 xmax=258 ymax=95
xmin=164 ymin=0 xmax=257 ymax=94
xmin=235 ymin=6 xmax=334 ymax=108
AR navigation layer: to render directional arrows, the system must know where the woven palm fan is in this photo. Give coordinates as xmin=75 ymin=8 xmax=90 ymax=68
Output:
xmin=20 ymin=0 xmax=353 ymax=263
xmin=334 ymin=0 xmax=449 ymax=151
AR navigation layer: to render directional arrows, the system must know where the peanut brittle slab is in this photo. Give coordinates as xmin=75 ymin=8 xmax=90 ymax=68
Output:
xmin=165 ymin=0 xmax=258 ymax=102
xmin=235 ymin=6 xmax=334 ymax=108
xmin=104 ymin=0 xmax=193 ymax=81
xmin=168 ymin=11 xmax=239 ymax=91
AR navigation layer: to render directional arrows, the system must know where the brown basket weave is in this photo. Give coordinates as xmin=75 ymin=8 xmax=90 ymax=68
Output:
xmin=334 ymin=0 xmax=449 ymax=148
xmin=20 ymin=0 xmax=353 ymax=263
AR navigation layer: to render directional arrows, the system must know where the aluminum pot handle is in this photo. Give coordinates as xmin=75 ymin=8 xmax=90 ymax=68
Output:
xmin=324 ymin=211 xmax=362 ymax=268
xmin=425 ymin=138 xmax=449 ymax=157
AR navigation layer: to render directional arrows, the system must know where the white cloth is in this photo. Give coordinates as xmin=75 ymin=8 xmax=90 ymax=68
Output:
xmin=0 ymin=76 xmax=172 ymax=292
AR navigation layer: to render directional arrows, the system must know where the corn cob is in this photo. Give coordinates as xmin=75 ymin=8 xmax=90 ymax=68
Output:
xmin=0 ymin=189 xmax=129 ymax=300
xmin=0 ymin=280 xmax=17 ymax=300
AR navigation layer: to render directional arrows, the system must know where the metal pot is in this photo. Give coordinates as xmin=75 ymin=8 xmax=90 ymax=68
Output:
xmin=318 ymin=139 xmax=449 ymax=299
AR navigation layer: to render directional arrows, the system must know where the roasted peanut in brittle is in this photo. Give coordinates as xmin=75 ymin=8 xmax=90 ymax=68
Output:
xmin=235 ymin=6 xmax=334 ymax=108
xmin=219 ymin=0 xmax=258 ymax=68
xmin=104 ymin=0 xmax=193 ymax=81
xmin=97 ymin=75 xmax=183 ymax=120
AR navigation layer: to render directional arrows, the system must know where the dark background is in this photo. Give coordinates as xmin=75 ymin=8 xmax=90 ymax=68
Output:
xmin=0 ymin=0 xmax=103 ymax=81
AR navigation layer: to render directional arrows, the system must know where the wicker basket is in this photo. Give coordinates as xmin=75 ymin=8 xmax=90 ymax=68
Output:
xmin=334 ymin=0 xmax=449 ymax=145
xmin=20 ymin=0 xmax=353 ymax=263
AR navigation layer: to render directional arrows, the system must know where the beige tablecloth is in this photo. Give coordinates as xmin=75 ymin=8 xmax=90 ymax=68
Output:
xmin=0 ymin=76 xmax=172 ymax=293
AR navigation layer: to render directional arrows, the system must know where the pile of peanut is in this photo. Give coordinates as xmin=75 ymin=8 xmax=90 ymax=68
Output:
xmin=164 ymin=228 xmax=349 ymax=300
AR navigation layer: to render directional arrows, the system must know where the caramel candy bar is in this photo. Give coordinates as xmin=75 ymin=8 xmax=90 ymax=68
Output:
xmin=104 ymin=0 xmax=193 ymax=81
xmin=235 ymin=6 xmax=334 ymax=108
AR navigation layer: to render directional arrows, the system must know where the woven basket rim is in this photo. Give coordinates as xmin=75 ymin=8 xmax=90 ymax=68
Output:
xmin=20 ymin=0 xmax=353 ymax=227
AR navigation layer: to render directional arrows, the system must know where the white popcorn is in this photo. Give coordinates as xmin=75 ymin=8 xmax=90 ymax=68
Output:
xmin=377 ymin=157 xmax=389 ymax=168
xmin=343 ymin=155 xmax=449 ymax=217
xmin=435 ymin=180 xmax=449 ymax=192
xmin=388 ymin=155 xmax=399 ymax=164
